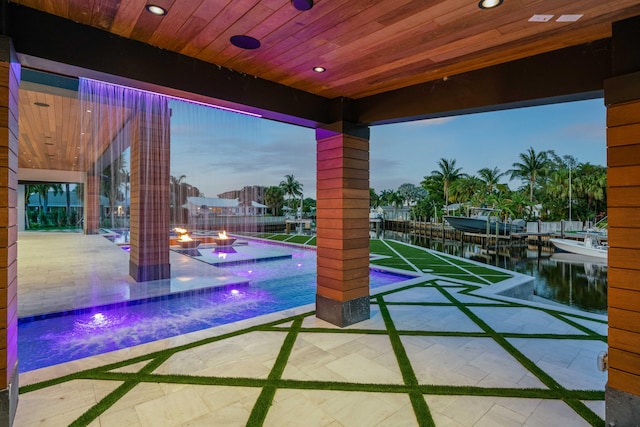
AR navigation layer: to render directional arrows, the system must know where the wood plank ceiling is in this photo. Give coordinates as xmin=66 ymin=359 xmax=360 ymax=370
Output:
xmin=13 ymin=0 xmax=640 ymax=173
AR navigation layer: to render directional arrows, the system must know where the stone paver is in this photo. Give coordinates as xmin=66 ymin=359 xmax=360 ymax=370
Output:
xmin=16 ymin=234 xmax=608 ymax=426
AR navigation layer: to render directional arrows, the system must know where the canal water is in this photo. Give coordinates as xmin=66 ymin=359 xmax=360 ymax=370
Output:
xmin=376 ymin=231 xmax=607 ymax=315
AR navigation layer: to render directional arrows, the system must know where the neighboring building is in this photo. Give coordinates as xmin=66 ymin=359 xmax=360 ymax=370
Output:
xmin=217 ymin=185 xmax=267 ymax=205
xmin=185 ymin=196 xmax=268 ymax=217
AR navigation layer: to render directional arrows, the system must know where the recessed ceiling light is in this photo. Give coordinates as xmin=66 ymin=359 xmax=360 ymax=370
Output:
xmin=556 ymin=14 xmax=583 ymax=22
xmin=86 ymin=109 xmax=92 ymax=113
xmin=292 ymin=0 xmax=313 ymax=11
xmin=478 ymin=0 xmax=503 ymax=9
xmin=145 ymin=4 xmax=167 ymax=16
xmin=313 ymin=66 xmax=326 ymax=73
xmin=34 ymin=102 xmax=50 ymax=107
xmin=230 ymin=35 xmax=261 ymax=50
xmin=529 ymin=14 xmax=554 ymax=22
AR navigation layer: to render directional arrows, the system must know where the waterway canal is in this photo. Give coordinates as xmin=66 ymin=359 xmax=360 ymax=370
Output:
xmin=377 ymin=231 xmax=607 ymax=315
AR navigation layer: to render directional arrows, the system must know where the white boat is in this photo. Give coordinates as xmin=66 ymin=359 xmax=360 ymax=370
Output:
xmin=549 ymin=234 xmax=608 ymax=260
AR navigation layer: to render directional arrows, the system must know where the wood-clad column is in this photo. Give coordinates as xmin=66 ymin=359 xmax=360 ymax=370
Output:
xmin=129 ymin=107 xmax=170 ymax=282
xmin=604 ymin=14 xmax=640 ymax=427
xmin=83 ymin=172 xmax=100 ymax=234
xmin=0 ymin=35 xmax=19 ymax=427
xmin=316 ymin=122 xmax=370 ymax=327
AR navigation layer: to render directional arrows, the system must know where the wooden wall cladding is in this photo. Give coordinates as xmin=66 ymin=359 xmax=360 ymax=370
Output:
xmin=607 ymin=97 xmax=640 ymax=396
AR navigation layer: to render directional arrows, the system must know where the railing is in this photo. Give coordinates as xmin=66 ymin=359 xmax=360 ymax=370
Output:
xmin=186 ymin=215 xmax=287 ymax=232
xmin=525 ymin=220 xmax=583 ymax=234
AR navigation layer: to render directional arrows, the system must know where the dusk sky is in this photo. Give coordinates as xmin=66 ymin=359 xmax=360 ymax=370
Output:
xmin=170 ymin=98 xmax=606 ymax=200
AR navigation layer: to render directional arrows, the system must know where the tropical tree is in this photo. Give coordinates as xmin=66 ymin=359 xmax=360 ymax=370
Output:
xmin=379 ymin=189 xmax=393 ymax=206
xmin=102 ymin=155 xmax=127 ymax=228
xmin=24 ymin=184 xmax=32 ymax=229
xmin=505 ymin=191 xmax=535 ymax=221
xmin=449 ymin=175 xmax=482 ymax=206
xmin=397 ymin=183 xmax=427 ymax=207
xmin=279 ymin=174 xmax=303 ymax=214
xmin=577 ymin=163 xmax=606 ymax=221
xmin=426 ymin=158 xmax=466 ymax=214
xmin=32 ymin=183 xmax=63 ymax=225
xmin=477 ymin=167 xmax=505 ymax=195
xmin=265 ymin=186 xmax=285 ymax=216
xmin=170 ymin=174 xmax=187 ymax=224
xmin=369 ymin=188 xmax=380 ymax=208
xmin=508 ymin=147 xmax=550 ymax=202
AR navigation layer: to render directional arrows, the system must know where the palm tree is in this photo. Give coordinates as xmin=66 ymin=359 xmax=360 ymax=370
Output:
xmin=32 ymin=183 xmax=63 ymax=224
xmin=477 ymin=167 xmax=505 ymax=195
xmin=64 ymin=183 xmax=72 ymax=226
xmin=505 ymin=191 xmax=534 ymax=221
xmin=429 ymin=158 xmax=466 ymax=214
xmin=369 ymin=188 xmax=380 ymax=208
xmin=449 ymin=175 xmax=482 ymax=206
xmin=279 ymin=174 xmax=303 ymax=213
xmin=508 ymin=147 xmax=550 ymax=202
xmin=578 ymin=163 xmax=606 ymax=220
xmin=24 ymin=184 xmax=32 ymax=229
xmin=265 ymin=186 xmax=285 ymax=215
xmin=102 ymin=156 xmax=126 ymax=228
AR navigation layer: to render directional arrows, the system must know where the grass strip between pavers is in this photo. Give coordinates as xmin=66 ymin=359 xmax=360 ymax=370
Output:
xmin=548 ymin=311 xmax=608 ymax=342
xmin=20 ymin=312 xmax=314 ymax=394
xmin=433 ymin=283 xmax=605 ymax=426
xmin=69 ymin=380 xmax=138 ymax=427
xmin=246 ymin=317 xmax=303 ymax=426
xmin=19 ymin=237 xmax=608 ymax=426
xmin=377 ymin=295 xmax=435 ymax=427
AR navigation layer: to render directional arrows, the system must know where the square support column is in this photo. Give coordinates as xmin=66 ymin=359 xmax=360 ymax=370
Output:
xmin=605 ymin=75 xmax=640 ymax=426
xmin=604 ymin=15 xmax=640 ymax=426
xmin=129 ymin=107 xmax=171 ymax=282
xmin=0 ymin=35 xmax=20 ymax=427
xmin=315 ymin=122 xmax=370 ymax=327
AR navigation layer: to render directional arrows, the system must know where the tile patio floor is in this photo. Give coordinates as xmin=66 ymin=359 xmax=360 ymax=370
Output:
xmin=16 ymin=232 xmax=608 ymax=426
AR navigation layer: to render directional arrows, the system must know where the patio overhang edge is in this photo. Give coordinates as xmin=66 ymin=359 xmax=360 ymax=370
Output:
xmin=5 ymin=2 xmax=336 ymax=128
xmin=354 ymin=38 xmax=613 ymax=126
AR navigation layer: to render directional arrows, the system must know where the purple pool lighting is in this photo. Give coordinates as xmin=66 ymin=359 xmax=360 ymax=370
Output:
xmin=18 ymin=243 xmax=414 ymax=372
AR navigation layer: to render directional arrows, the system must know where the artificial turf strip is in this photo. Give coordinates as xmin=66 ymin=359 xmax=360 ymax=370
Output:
xmin=282 ymin=235 xmax=312 ymax=244
xmin=19 ymin=239 xmax=607 ymax=425
xmin=268 ymin=234 xmax=291 ymax=241
xmin=432 ymin=283 xmax=605 ymax=426
xmin=70 ymin=380 xmax=138 ymax=427
xmin=377 ymin=296 xmax=435 ymax=427
xmin=247 ymin=317 xmax=302 ymax=426
xmin=548 ymin=311 xmax=608 ymax=341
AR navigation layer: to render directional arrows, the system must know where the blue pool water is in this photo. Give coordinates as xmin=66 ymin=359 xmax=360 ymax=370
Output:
xmin=19 ymin=243 xmax=411 ymax=372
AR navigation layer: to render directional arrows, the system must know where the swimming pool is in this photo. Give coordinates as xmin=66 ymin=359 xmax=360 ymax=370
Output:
xmin=19 ymin=241 xmax=411 ymax=372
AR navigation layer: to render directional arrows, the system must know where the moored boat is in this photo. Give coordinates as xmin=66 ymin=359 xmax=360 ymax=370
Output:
xmin=549 ymin=234 xmax=608 ymax=260
xmin=444 ymin=207 xmax=525 ymax=235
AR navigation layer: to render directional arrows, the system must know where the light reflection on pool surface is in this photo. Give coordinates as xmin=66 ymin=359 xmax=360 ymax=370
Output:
xmin=19 ymin=242 xmax=412 ymax=372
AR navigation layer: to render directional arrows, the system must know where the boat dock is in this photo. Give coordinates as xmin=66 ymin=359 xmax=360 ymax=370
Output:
xmin=380 ymin=218 xmax=606 ymax=247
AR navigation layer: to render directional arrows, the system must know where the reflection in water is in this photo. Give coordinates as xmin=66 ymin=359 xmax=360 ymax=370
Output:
xmin=377 ymin=230 xmax=607 ymax=314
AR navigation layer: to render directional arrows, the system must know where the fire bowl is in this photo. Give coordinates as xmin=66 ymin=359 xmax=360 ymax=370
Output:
xmin=212 ymin=238 xmax=237 ymax=246
xmin=178 ymin=240 xmax=202 ymax=249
